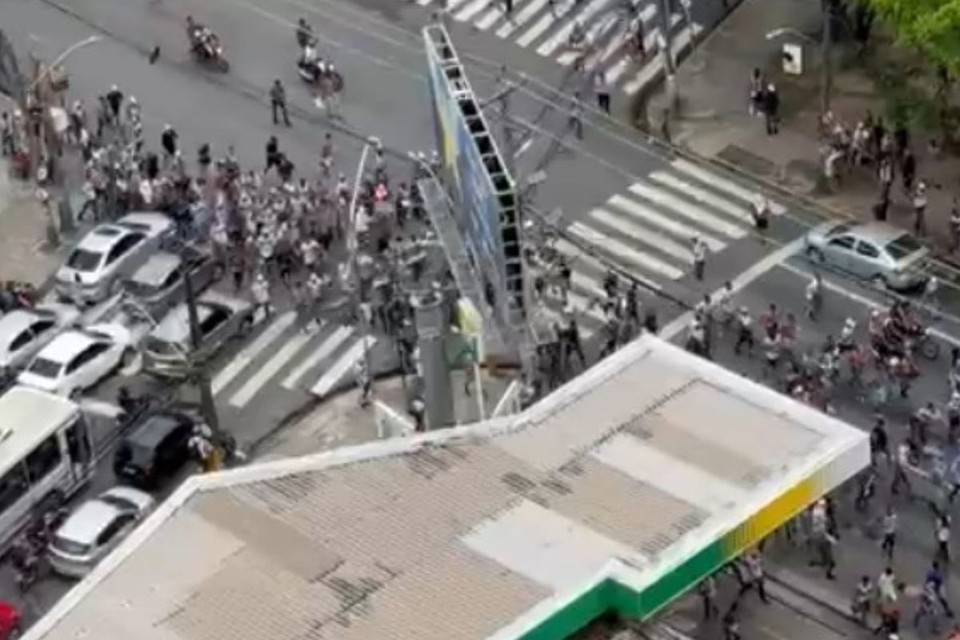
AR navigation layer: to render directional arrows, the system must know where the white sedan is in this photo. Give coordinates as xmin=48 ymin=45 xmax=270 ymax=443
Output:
xmin=17 ymin=324 xmax=133 ymax=396
xmin=48 ymin=486 xmax=155 ymax=578
xmin=0 ymin=304 xmax=80 ymax=373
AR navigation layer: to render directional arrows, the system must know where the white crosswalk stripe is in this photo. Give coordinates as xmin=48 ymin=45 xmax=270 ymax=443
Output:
xmin=476 ymin=5 xmax=506 ymax=29
xmin=671 ymin=158 xmax=787 ymax=214
xmin=536 ymin=0 xmax=611 ymax=56
xmin=606 ymin=194 xmax=726 ymax=252
xmin=588 ymin=207 xmax=694 ymax=263
xmin=281 ymin=325 xmax=354 ymax=390
xmin=456 ymin=0 xmax=495 ymax=22
xmin=229 ymin=331 xmax=312 ymax=408
xmin=623 ymin=22 xmax=699 ymax=95
xmin=541 ymin=162 xmax=788 ymax=296
xmin=311 ymin=337 xmax=376 ymax=398
xmin=212 ymin=311 xmax=296 ymax=395
xmin=648 ymin=171 xmax=755 ymax=225
xmin=415 ymin=0 xmax=702 ymax=95
xmin=555 ymin=238 xmax=662 ymax=291
xmin=496 ymin=0 xmax=551 ymax=37
xmin=516 ymin=3 xmax=567 ymax=48
xmin=569 ymin=221 xmax=684 ymax=279
xmin=628 ymin=181 xmax=747 ymax=239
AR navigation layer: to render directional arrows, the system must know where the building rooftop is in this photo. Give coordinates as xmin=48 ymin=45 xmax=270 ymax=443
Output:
xmin=26 ymin=336 xmax=869 ymax=640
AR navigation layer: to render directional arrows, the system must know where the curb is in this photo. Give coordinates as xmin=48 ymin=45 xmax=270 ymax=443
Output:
xmin=244 ymin=365 xmax=403 ymax=458
xmin=766 ymin=570 xmax=857 ymax=624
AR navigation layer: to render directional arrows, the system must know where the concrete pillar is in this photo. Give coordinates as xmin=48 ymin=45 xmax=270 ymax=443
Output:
xmin=413 ymin=289 xmax=454 ymax=430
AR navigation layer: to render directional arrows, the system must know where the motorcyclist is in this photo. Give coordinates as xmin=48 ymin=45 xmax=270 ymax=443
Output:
xmin=186 ymin=16 xmax=218 ymax=58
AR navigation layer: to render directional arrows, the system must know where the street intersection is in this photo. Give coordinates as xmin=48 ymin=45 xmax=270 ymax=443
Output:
xmin=7 ymin=0 xmax=960 ymax=636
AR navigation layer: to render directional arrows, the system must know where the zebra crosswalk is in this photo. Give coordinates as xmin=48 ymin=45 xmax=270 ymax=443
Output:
xmin=211 ymin=312 xmax=379 ymax=408
xmin=419 ymin=0 xmax=700 ymax=95
xmin=530 ymin=160 xmax=785 ymax=338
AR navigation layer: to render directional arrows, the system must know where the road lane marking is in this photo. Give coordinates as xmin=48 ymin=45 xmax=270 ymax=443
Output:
xmin=229 ymin=331 xmax=313 ymax=407
xmin=281 ymin=325 xmax=355 ymax=390
xmin=778 ymin=261 xmax=960 ymax=348
xmin=607 ymin=193 xmax=726 ymax=251
xmin=554 ymin=238 xmax=663 ymax=291
xmin=568 ymin=221 xmax=684 ymax=279
xmin=212 ymin=311 xmax=296 ymax=395
xmin=536 ymin=0 xmax=611 ymax=56
xmin=588 ymin=207 xmax=694 ymax=263
xmin=456 ymin=0 xmax=494 ymax=22
xmin=310 ymin=336 xmax=376 ymax=397
xmin=497 ymin=0 xmax=550 ymax=37
xmin=671 ymin=158 xmax=787 ymax=215
xmin=517 ymin=0 xmax=570 ymax=47
xmin=623 ymin=23 xmax=700 ymax=95
xmin=649 ymin=171 xmax=755 ymax=225
xmin=628 ymin=181 xmax=747 ymax=239
xmin=476 ymin=5 xmax=505 ymax=29
xmin=660 ymin=238 xmax=805 ymax=339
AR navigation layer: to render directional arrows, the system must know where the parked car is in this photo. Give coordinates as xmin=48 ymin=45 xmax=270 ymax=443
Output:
xmin=17 ymin=324 xmax=132 ymax=396
xmin=122 ymin=246 xmax=221 ymax=317
xmin=113 ymin=409 xmax=198 ymax=489
xmin=55 ymin=212 xmax=174 ymax=305
xmin=47 ymin=486 xmax=154 ymax=578
xmin=804 ymin=221 xmax=930 ymax=291
xmin=142 ymin=291 xmax=254 ymax=378
xmin=0 ymin=304 xmax=80 ymax=374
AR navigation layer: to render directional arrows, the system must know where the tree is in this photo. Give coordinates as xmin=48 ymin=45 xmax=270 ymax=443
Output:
xmin=866 ymin=0 xmax=960 ymax=74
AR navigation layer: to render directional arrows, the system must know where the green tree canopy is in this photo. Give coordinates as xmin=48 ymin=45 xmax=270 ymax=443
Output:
xmin=866 ymin=0 xmax=960 ymax=73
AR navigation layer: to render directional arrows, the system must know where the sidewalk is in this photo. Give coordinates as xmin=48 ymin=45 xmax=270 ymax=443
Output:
xmin=644 ymin=0 xmax=960 ymax=266
xmin=0 ymin=162 xmax=63 ymax=285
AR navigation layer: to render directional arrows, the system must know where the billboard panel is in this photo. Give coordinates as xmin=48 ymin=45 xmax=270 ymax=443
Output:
xmin=424 ymin=32 xmax=520 ymax=330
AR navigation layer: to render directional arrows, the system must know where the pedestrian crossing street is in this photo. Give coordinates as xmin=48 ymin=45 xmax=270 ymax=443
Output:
xmin=419 ymin=0 xmax=701 ymax=95
xmin=211 ymin=313 xmax=378 ymax=408
xmin=533 ymin=158 xmax=786 ymax=338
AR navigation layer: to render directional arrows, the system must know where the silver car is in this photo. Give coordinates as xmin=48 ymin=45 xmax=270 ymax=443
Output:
xmin=48 ymin=486 xmax=154 ymax=578
xmin=804 ymin=221 xmax=930 ymax=291
xmin=122 ymin=246 xmax=221 ymax=317
xmin=55 ymin=212 xmax=174 ymax=305
xmin=0 ymin=304 xmax=80 ymax=374
xmin=142 ymin=291 xmax=254 ymax=378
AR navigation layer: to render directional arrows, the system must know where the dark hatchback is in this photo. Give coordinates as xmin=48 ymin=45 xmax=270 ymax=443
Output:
xmin=113 ymin=410 xmax=197 ymax=490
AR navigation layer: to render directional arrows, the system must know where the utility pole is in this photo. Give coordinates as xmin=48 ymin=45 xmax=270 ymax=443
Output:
xmin=820 ymin=0 xmax=834 ymax=116
xmin=182 ymin=264 xmax=223 ymax=451
xmin=659 ymin=0 xmax=678 ymax=113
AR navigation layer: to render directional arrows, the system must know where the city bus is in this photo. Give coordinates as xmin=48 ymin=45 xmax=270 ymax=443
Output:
xmin=0 ymin=386 xmax=94 ymax=548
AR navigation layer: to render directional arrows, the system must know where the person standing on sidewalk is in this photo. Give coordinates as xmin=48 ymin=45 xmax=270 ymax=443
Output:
xmin=949 ymin=199 xmax=960 ymax=253
xmin=901 ymin=149 xmax=916 ymax=195
xmin=748 ymin=68 xmax=764 ymax=117
xmin=692 ymin=236 xmax=707 ymax=280
xmin=763 ymin=83 xmax=780 ymax=135
xmin=913 ymin=180 xmax=928 ymax=236
xmin=594 ymin=71 xmax=611 ymax=114
xmin=880 ymin=505 xmax=898 ymax=562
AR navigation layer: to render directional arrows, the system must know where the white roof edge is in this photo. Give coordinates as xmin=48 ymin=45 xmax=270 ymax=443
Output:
xmin=23 ymin=334 xmax=869 ymax=640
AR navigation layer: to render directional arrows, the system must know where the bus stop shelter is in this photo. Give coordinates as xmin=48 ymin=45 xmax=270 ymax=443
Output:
xmin=25 ymin=335 xmax=869 ymax=640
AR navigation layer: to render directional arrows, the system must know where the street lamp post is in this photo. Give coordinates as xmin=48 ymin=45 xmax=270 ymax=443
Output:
xmin=345 ymin=137 xmax=380 ymax=397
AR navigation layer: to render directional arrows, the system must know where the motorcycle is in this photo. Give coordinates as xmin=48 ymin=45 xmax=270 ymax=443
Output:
xmin=296 ymin=55 xmax=344 ymax=93
xmin=188 ymin=29 xmax=229 ymax=73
